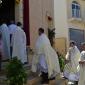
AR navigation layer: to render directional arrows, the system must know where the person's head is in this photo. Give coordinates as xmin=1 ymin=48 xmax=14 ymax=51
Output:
xmin=38 ymin=28 xmax=44 ymax=35
xmin=17 ymin=22 xmax=22 ymax=27
xmin=81 ymin=42 xmax=85 ymax=51
xmin=70 ymin=41 xmax=76 ymax=47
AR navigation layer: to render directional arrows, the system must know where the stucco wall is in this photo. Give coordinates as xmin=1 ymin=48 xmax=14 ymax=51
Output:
xmin=29 ymin=0 xmax=54 ymax=49
xmin=15 ymin=0 xmax=54 ymax=49
xmin=54 ymin=0 xmax=69 ymax=50
xmin=54 ymin=0 xmax=85 ymax=55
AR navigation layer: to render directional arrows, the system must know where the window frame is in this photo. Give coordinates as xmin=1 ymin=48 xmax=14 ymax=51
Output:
xmin=72 ymin=1 xmax=81 ymax=18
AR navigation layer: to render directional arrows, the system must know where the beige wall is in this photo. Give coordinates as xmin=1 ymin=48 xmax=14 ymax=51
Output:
xmin=15 ymin=0 xmax=85 ymax=55
xmin=54 ymin=0 xmax=85 ymax=55
xmin=29 ymin=0 xmax=54 ymax=49
xmin=54 ymin=38 xmax=67 ymax=56
xmin=54 ymin=0 xmax=69 ymax=50
xmin=15 ymin=0 xmax=54 ymax=49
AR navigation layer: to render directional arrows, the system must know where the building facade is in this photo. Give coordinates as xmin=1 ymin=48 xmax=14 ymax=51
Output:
xmin=54 ymin=0 xmax=85 ymax=55
xmin=29 ymin=0 xmax=54 ymax=49
xmin=0 ymin=0 xmax=54 ymax=49
xmin=15 ymin=0 xmax=54 ymax=49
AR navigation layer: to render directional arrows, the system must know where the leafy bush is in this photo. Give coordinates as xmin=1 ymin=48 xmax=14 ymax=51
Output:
xmin=57 ymin=52 xmax=65 ymax=72
xmin=6 ymin=57 xmax=27 ymax=85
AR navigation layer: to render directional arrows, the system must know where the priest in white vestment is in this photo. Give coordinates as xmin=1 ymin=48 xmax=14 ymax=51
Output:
xmin=12 ymin=22 xmax=27 ymax=64
xmin=8 ymin=21 xmax=17 ymax=34
xmin=8 ymin=21 xmax=17 ymax=57
xmin=0 ymin=23 xmax=10 ymax=59
xmin=64 ymin=41 xmax=81 ymax=82
xmin=78 ymin=43 xmax=85 ymax=85
xmin=32 ymin=28 xmax=60 ymax=84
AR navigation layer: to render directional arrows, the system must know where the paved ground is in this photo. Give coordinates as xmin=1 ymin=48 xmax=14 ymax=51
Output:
xmin=0 ymin=75 xmax=78 ymax=85
xmin=0 ymin=68 xmax=78 ymax=85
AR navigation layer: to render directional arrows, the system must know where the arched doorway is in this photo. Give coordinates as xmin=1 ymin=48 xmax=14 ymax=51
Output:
xmin=0 ymin=0 xmax=15 ymax=24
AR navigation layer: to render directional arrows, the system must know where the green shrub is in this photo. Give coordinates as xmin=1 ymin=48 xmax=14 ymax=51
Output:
xmin=6 ymin=57 xmax=27 ymax=85
xmin=57 ymin=52 xmax=65 ymax=72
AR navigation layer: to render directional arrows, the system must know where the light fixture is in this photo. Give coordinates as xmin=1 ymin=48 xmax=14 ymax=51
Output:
xmin=0 ymin=0 xmax=2 ymax=4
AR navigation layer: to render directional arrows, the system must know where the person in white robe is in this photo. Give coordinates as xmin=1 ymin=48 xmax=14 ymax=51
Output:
xmin=32 ymin=28 xmax=60 ymax=84
xmin=63 ymin=41 xmax=81 ymax=82
xmin=0 ymin=23 xmax=10 ymax=59
xmin=0 ymin=32 xmax=2 ymax=70
xmin=8 ymin=21 xmax=17 ymax=57
xmin=8 ymin=21 xmax=17 ymax=34
xmin=12 ymin=22 xmax=27 ymax=64
xmin=78 ymin=42 xmax=85 ymax=85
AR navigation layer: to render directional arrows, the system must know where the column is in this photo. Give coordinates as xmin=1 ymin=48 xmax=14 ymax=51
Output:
xmin=15 ymin=0 xmax=23 ymax=24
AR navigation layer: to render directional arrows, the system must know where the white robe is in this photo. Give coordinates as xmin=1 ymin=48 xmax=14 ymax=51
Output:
xmin=8 ymin=24 xmax=17 ymax=34
xmin=32 ymin=33 xmax=60 ymax=78
xmin=0 ymin=24 xmax=10 ymax=59
xmin=8 ymin=24 xmax=18 ymax=57
xmin=78 ymin=51 xmax=85 ymax=85
xmin=64 ymin=46 xmax=80 ymax=81
xmin=12 ymin=26 xmax=27 ymax=64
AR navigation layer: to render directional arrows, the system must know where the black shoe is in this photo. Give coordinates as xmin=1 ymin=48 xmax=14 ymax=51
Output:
xmin=62 ymin=76 xmax=68 ymax=79
xmin=41 ymin=80 xmax=49 ymax=84
xmin=75 ymin=81 xmax=78 ymax=85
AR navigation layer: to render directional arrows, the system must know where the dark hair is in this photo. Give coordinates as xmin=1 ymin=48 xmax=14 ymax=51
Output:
xmin=39 ymin=28 xmax=44 ymax=33
xmin=70 ymin=41 xmax=76 ymax=45
xmin=17 ymin=22 xmax=22 ymax=26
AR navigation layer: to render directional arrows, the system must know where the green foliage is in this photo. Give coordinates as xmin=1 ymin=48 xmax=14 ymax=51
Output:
xmin=48 ymin=28 xmax=55 ymax=46
xmin=6 ymin=57 xmax=27 ymax=85
xmin=57 ymin=52 xmax=65 ymax=72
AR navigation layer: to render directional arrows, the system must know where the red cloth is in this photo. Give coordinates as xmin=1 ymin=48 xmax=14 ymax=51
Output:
xmin=23 ymin=0 xmax=30 ymax=45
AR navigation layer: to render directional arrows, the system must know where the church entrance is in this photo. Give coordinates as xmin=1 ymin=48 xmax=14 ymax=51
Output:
xmin=0 ymin=0 xmax=15 ymax=70
xmin=0 ymin=0 xmax=15 ymax=24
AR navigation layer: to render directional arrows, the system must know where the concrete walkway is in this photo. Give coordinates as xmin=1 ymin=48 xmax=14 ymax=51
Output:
xmin=27 ymin=74 xmax=68 ymax=85
xmin=0 ymin=68 xmax=78 ymax=85
xmin=0 ymin=74 xmax=78 ymax=85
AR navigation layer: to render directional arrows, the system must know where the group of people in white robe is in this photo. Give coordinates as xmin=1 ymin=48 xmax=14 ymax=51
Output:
xmin=0 ymin=21 xmax=27 ymax=68
xmin=63 ymin=41 xmax=85 ymax=85
xmin=0 ymin=21 xmax=85 ymax=85
xmin=32 ymin=28 xmax=85 ymax=85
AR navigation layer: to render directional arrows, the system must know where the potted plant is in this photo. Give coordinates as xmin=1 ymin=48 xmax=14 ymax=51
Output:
xmin=6 ymin=57 xmax=27 ymax=85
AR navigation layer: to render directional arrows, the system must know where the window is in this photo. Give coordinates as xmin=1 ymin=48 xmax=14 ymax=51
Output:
xmin=72 ymin=1 xmax=81 ymax=18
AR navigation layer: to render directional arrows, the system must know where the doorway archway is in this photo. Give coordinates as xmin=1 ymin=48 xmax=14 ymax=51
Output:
xmin=0 ymin=0 xmax=15 ymax=24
